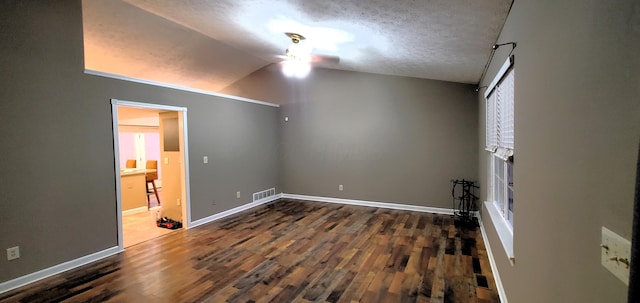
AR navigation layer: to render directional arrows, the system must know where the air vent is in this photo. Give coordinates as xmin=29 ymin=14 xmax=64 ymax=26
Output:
xmin=253 ymin=188 xmax=276 ymax=202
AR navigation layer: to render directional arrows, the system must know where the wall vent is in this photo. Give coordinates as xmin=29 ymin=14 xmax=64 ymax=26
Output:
xmin=253 ymin=188 xmax=276 ymax=202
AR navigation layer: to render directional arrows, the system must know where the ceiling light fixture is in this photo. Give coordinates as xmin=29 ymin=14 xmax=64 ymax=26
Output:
xmin=282 ymin=33 xmax=311 ymax=78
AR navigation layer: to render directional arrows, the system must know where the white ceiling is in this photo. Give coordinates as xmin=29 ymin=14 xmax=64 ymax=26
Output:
xmin=82 ymin=0 xmax=512 ymax=93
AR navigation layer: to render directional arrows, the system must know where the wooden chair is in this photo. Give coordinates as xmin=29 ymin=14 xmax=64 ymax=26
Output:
xmin=125 ymin=159 xmax=136 ymax=168
xmin=146 ymin=160 xmax=161 ymax=208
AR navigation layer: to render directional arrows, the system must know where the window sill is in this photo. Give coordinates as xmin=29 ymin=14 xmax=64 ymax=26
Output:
xmin=485 ymin=201 xmax=515 ymax=265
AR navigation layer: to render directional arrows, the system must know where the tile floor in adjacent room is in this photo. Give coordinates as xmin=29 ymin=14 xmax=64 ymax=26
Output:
xmin=123 ymin=189 xmax=178 ymax=247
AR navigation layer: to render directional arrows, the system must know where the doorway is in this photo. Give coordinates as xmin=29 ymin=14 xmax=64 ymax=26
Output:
xmin=111 ymin=99 xmax=191 ymax=249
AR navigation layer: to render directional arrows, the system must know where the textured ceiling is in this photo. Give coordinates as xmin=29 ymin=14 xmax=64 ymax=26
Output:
xmin=82 ymin=0 xmax=512 ymax=93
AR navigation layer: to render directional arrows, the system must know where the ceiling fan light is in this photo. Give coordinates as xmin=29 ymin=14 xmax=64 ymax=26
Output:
xmin=286 ymin=43 xmax=312 ymax=61
xmin=282 ymin=60 xmax=310 ymax=79
xmin=282 ymin=60 xmax=295 ymax=77
xmin=294 ymin=62 xmax=310 ymax=78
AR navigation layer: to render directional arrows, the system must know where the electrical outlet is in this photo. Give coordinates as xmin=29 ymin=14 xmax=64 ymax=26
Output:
xmin=164 ymin=157 xmax=169 ymax=164
xmin=211 ymin=200 xmax=216 ymax=206
xmin=7 ymin=246 xmax=20 ymax=261
xmin=203 ymin=156 xmax=208 ymax=164
xmin=236 ymin=191 xmax=241 ymax=198
xmin=339 ymin=184 xmax=344 ymax=191
xmin=176 ymin=198 xmax=181 ymax=206
xmin=601 ymin=226 xmax=631 ymax=285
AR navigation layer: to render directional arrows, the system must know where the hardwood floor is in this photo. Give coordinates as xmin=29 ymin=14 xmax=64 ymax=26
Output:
xmin=0 ymin=199 xmax=500 ymax=303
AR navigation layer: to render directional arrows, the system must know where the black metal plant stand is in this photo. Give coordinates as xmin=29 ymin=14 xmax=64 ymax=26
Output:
xmin=451 ymin=179 xmax=479 ymax=225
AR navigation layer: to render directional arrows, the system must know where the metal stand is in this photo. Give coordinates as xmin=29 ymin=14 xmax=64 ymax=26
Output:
xmin=451 ymin=179 xmax=479 ymax=226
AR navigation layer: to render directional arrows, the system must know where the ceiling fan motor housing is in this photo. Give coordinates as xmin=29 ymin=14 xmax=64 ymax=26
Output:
xmin=285 ymin=32 xmax=305 ymax=44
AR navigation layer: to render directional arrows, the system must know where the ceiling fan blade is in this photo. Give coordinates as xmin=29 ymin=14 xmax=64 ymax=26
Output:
xmin=311 ymin=54 xmax=340 ymax=65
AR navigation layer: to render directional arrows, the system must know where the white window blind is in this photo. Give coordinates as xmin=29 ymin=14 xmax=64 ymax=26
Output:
xmin=495 ymin=84 xmax=503 ymax=148
xmin=486 ymin=92 xmax=497 ymax=151
xmin=485 ymin=56 xmax=514 ymax=155
xmin=501 ymin=69 xmax=514 ymax=150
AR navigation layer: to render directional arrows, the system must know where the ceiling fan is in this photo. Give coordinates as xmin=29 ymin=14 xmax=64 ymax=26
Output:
xmin=278 ymin=32 xmax=340 ymax=78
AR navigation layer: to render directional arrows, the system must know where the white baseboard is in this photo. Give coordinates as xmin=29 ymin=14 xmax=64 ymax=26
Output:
xmin=189 ymin=193 xmax=453 ymax=230
xmin=281 ymin=193 xmax=455 ymax=215
xmin=477 ymin=213 xmax=508 ymax=303
xmin=189 ymin=194 xmax=282 ymax=228
xmin=122 ymin=206 xmax=148 ymax=216
xmin=0 ymin=246 xmax=121 ymax=294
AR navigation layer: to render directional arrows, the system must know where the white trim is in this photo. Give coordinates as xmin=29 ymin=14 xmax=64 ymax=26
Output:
xmin=485 ymin=55 xmax=514 ymax=99
xmin=478 ymin=214 xmax=508 ymax=303
xmin=281 ymin=194 xmax=454 ymax=215
xmin=111 ymin=102 xmax=124 ymax=249
xmin=485 ymin=201 xmax=515 ymax=262
xmin=189 ymin=193 xmax=454 ymax=229
xmin=111 ymin=99 xmax=187 ymax=112
xmin=86 ymin=70 xmax=279 ymax=108
xmin=111 ymin=99 xmax=192 ymax=246
xmin=122 ymin=206 xmax=148 ymax=216
xmin=0 ymin=246 xmax=121 ymax=294
xmin=182 ymin=112 xmax=192 ymax=228
xmin=189 ymin=194 xmax=282 ymax=228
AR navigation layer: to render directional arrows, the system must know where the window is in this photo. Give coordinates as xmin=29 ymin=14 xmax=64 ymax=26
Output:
xmin=493 ymin=154 xmax=513 ymax=225
xmin=485 ymin=56 xmax=515 ymax=261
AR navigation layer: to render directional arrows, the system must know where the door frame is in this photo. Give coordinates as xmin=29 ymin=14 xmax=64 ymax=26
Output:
xmin=111 ymin=99 xmax=192 ymax=250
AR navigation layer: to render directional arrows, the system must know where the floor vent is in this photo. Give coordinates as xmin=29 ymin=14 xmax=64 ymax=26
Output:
xmin=253 ymin=188 xmax=276 ymax=202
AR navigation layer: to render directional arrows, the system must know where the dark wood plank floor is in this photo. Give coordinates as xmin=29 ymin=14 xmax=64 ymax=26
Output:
xmin=0 ymin=199 xmax=500 ymax=303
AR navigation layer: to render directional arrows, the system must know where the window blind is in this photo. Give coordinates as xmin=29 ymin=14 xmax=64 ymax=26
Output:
xmin=485 ymin=56 xmax=514 ymax=155
xmin=501 ymin=69 xmax=514 ymax=150
xmin=486 ymin=92 xmax=497 ymax=151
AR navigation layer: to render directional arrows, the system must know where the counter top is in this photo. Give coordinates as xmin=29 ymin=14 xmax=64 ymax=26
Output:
xmin=120 ymin=168 xmax=156 ymax=176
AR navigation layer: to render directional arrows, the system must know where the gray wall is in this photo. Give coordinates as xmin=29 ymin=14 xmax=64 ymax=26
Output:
xmin=224 ymin=65 xmax=479 ymax=208
xmin=478 ymin=0 xmax=640 ymax=302
xmin=0 ymin=1 xmax=280 ymax=283
xmin=221 ymin=64 xmax=292 ymax=106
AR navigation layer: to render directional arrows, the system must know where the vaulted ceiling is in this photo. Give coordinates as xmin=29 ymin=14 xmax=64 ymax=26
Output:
xmin=82 ymin=0 xmax=512 ymax=93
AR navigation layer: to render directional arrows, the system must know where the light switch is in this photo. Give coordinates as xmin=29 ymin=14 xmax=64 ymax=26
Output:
xmin=164 ymin=157 xmax=169 ymax=165
xmin=6 ymin=246 xmax=20 ymax=261
xmin=203 ymin=156 xmax=208 ymax=164
xmin=601 ymin=226 xmax=631 ymax=285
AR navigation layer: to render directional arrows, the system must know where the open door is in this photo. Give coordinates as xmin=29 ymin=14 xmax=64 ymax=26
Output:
xmin=158 ymin=111 xmax=185 ymax=223
xmin=112 ymin=99 xmax=191 ymax=250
